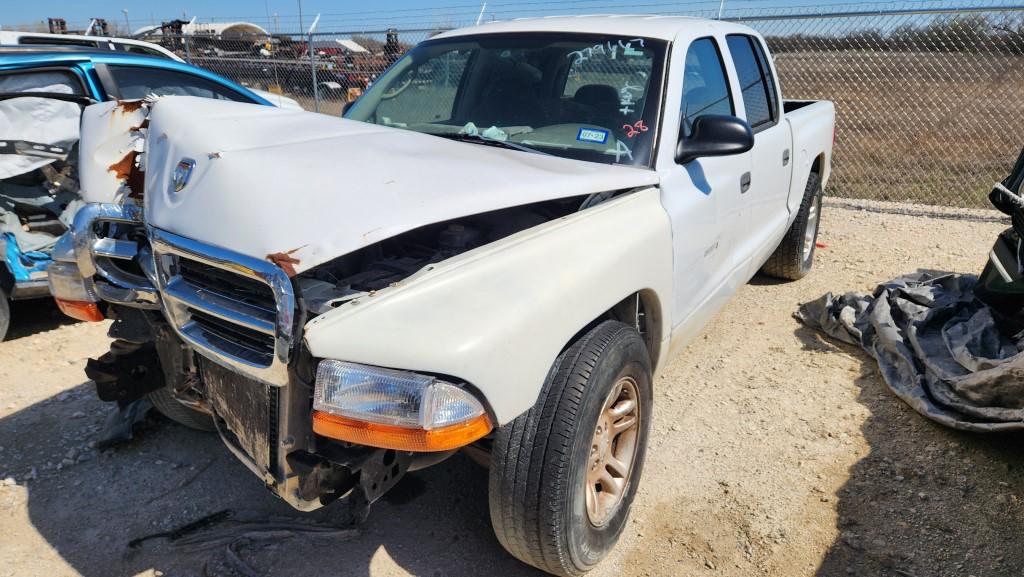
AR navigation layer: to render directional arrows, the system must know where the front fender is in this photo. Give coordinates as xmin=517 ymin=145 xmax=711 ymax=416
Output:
xmin=303 ymin=188 xmax=673 ymax=425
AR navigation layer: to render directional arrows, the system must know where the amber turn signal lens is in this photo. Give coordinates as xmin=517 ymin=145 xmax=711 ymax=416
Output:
xmin=54 ymin=298 xmax=104 ymax=322
xmin=313 ymin=411 xmax=492 ymax=452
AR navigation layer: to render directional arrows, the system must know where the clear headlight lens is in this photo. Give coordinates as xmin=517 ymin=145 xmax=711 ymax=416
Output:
xmin=312 ymin=360 xmax=492 ymax=452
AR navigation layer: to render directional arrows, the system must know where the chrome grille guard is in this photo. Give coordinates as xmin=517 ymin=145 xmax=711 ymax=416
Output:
xmin=68 ymin=202 xmax=160 ymax=309
xmin=149 ymin=228 xmax=296 ymax=386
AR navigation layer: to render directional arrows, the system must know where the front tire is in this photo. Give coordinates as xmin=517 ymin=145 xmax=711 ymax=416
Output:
xmin=761 ymin=172 xmax=823 ymax=280
xmin=147 ymin=387 xmax=215 ymax=432
xmin=489 ymin=321 xmax=652 ymax=576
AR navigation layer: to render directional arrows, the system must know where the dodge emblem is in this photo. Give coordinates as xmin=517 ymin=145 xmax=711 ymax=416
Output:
xmin=172 ymin=158 xmax=195 ymax=192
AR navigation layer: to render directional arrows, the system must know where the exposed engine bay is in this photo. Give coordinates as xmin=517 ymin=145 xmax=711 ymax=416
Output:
xmin=297 ymin=197 xmax=591 ymax=315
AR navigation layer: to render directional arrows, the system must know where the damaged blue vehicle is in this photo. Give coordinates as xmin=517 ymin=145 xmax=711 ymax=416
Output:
xmin=0 ymin=46 xmax=280 ymax=339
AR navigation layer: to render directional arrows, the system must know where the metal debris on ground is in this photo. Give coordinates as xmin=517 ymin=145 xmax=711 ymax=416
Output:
xmin=128 ymin=509 xmax=235 ymax=549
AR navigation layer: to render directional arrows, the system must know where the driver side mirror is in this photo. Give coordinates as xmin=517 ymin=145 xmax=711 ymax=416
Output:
xmin=675 ymin=115 xmax=754 ymax=165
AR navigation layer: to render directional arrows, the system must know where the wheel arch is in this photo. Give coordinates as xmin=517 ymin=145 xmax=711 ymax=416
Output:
xmin=581 ymin=288 xmax=666 ymax=374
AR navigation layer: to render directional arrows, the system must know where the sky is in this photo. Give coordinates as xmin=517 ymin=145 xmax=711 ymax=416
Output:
xmin=1 ymin=0 xmax=1018 ymax=33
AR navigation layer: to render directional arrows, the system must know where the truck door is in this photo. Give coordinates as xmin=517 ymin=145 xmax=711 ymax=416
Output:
xmin=659 ymin=36 xmax=752 ymax=332
xmin=724 ymin=34 xmax=792 ymax=274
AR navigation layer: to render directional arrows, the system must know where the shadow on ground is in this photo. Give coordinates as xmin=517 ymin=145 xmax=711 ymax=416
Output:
xmin=793 ymin=326 xmax=1024 ymax=577
xmin=0 ymin=381 xmax=544 ymax=577
xmin=6 ymin=298 xmax=77 ymax=341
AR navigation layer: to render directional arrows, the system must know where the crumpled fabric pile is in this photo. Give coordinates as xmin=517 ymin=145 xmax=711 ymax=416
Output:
xmin=796 ymin=271 xmax=1024 ymax=432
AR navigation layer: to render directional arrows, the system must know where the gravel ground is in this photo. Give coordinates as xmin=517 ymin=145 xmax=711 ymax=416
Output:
xmin=0 ymin=204 xmax=1021 ymax=577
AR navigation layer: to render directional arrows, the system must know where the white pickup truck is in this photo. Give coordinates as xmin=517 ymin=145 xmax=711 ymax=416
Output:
xmin=51 ymin=16 xmax=834 ymax=576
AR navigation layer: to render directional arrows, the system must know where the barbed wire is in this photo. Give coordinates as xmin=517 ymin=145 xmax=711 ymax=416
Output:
xmin=12 ymin=0 xmax=1024 ymax=32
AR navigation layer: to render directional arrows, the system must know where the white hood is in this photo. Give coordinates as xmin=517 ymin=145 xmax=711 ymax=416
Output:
xmin=141 ymin=97 xmax=659 ymax=274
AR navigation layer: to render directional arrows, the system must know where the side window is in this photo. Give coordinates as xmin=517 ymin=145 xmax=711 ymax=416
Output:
xmin=108 ymin=65 xmax=254 ymax=103
xmin=726 ymin=35 xmax=777 ymax=130
xmin=751 ymin=37 xmax=779 ymax=119
xmin=681 ymin=37 xmax=733 ymax=139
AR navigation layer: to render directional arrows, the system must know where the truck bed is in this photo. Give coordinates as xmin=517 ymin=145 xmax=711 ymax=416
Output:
xmin=784 ymin=99 xmax=836 ymax=212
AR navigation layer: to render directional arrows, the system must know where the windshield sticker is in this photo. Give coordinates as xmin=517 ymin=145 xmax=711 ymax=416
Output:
xmin=622 ymin=39 xmax=645 ymax=57
xmin=623 ymin=120 xmax=649 ymax=139
xmin=607 ymin=141 xmax=634 ymax=163
xmin=577 ymin=128 xmax=609 ymax=144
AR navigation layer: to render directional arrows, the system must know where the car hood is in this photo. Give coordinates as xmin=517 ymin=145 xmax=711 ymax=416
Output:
xmin=140 ymin=96 xmax=659 ymax=274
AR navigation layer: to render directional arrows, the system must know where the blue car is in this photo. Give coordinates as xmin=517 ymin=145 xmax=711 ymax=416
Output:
xmin=0 ymin=46 xmax=283 ymax=340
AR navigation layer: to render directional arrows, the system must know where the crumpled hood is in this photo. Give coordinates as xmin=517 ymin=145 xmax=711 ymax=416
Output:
xmin=142 ymin=96 xmax=659 ymax=274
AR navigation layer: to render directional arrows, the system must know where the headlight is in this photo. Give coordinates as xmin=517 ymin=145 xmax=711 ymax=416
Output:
xmin=312 ymin=360 xmax=492 ymax=452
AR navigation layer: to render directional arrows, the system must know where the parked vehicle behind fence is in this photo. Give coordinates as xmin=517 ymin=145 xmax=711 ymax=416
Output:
xmin=0 ymin=45 xmax=295 ymax=340
xmin=52 ymin=16 xmax=834 ymax=575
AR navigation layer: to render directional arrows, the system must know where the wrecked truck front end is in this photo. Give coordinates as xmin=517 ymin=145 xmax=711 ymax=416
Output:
xmin=58 ymin=95 xmax=667 ymax=513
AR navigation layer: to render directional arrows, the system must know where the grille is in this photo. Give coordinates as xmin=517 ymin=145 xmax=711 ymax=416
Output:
xmin=179 ymin=259 xmax=276 ymax=313
xmin=188 ymin=308 xmax=276 ymax=363
xmin=151 ymin=228 xmax=295 ymax=385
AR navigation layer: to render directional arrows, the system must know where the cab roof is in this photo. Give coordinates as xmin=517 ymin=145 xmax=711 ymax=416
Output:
xmin=435 ymin=14 xmax=753 ymax=42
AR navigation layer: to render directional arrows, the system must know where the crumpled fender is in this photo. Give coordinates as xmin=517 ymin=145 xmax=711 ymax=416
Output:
xmin=78 ymin=99 xmax=150 ymax=204
xmin=302 ymin=188 xmax=672 ymax=425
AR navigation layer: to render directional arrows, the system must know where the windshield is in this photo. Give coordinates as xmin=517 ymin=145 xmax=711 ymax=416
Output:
xmin=346 ymin=32 xmax=668 ymax=168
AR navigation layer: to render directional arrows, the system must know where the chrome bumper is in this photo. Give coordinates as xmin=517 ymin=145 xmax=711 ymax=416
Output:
xmin=66 ymin=202 xmax=295 ymax=385
xmin=66 ymin=202 xmax=160 ymax=309
xmin=149 ymin=228 xmax=296 ymax=386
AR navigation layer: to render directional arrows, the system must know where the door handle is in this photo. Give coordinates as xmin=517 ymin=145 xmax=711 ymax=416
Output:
xmin=782 ymin=149 xmax=791 ymax=166
xmin=740 ymin=172 xmax=752 ymax=194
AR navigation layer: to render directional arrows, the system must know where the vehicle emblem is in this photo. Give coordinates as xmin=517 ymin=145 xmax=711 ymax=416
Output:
xmin=172 ymin=158 xmax=195 ymax=192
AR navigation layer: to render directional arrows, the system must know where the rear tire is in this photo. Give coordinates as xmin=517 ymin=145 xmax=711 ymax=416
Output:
xmin=488 ymin=321 xmax=652 ymax=576
xmin=761 ymin=172 xmax=823 ymax=281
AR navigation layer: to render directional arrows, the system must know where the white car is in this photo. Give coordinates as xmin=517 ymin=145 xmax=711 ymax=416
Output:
xmin=52 ymin=16 xmax=834 ymax=576
xmin=0 ymin=30 xmax=181 ymax=59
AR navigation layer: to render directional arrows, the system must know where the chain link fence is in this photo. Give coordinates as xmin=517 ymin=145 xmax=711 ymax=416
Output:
xmin=142 ymin=2 xmax=1024 ymax=213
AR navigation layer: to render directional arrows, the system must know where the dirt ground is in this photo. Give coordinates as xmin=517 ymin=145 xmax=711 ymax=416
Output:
xmin=0 ymin=204 xmax=1021 ymax=577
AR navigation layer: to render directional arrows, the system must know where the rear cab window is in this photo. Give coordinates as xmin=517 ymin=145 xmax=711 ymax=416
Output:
xmin=725 ymin=34 xmax=779 ymax=132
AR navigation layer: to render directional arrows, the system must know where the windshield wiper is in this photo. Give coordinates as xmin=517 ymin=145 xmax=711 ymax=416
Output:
xmin=435 ymin=133 xmax=548 ymax=156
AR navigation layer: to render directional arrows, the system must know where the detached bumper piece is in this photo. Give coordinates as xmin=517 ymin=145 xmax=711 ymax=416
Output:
xmin=86 ymin=339 xmax=166 ymax=406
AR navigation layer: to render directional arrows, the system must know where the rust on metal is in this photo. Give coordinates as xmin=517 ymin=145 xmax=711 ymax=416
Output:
xmin=266 ymin=249 xmax=302 ymax=278
xmin=129 ymin=118 xmax=150 ymax=132
xmin=107 ymin=150 xmax=145 ymax=199
xmin=116 ymin=99 xmax=146 ymax=113
xmin=108 ymin=150 xmax=137 ymax=180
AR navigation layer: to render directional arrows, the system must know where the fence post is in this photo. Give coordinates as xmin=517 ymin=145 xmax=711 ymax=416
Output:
xmin=308 ymin=14 xmax=321 ymax=113
xmin=183 ymin=16 xmax=196 ymax=64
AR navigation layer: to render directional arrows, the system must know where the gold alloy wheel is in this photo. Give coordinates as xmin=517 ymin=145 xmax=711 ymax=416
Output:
xmin=585 ymin=376 xmax=641 ymax=526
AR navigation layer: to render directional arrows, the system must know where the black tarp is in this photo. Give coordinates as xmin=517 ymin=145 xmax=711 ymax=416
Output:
xmin=796 ymin=271 xmax=1024 ymax=432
